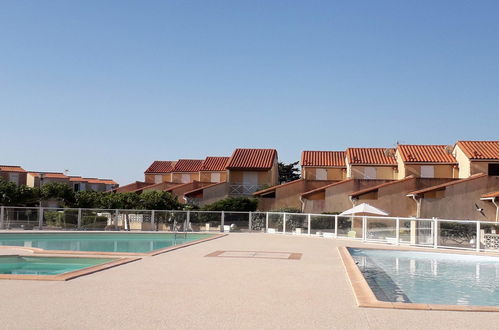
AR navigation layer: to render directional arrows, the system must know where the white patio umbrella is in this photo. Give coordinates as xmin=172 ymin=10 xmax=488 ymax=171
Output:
xmin=340 ymin=203 xmax=389 ymax=216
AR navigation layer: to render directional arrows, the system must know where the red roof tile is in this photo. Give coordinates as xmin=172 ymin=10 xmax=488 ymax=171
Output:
xmin=145 ymin=161 xmax=176 ymax=174
xmin=29 ymin=172 xmax=69 ymax=179
xmin=407 ymin=173 xmax=487 ymax=195
xmin=456 ymin=141 xmax=499 ymax=160
xmin=482 ymin=191 xmax=499 ymax=198
xmin=184 ymin=181 xmax=227 ymax=197
xmin=226 ymin=148 xmax=277 ymax=170
xmin=69 ymin=176 xmax=87 ymax=182
xmin=253 ymin=179 xmax=304 ymax=196
xmin=346 ymin=148 xmax=397 ymax=165
xmin=172 ymin=159 xmax=204 ymax=173
xmin=397 ymin=145 xmax=456 ymax=163
xmin=301 ymin=151 xmax=346 ymax=167
xmin=200 ymin=157 xmax=229 ymax=171
xmin=0 ymin=165 xmax=26 ymax=173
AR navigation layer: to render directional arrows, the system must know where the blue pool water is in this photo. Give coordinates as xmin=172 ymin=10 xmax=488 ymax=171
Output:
xmin=348 ymin=248 xmax=499 ymax=306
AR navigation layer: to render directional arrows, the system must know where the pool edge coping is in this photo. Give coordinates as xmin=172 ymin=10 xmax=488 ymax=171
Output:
xmin=338 ymin=246 xmax=499 ymax=312
xmin=0 ymin=233 xmax=227 ymax=257
xmin=0 ymin=255 xmax=141 ymax=281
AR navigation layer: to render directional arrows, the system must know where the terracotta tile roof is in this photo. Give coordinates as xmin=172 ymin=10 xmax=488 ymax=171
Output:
xmin=407 ymin=173 xmax=487 ymax=195
xmin=69 ymin=176 xmax=88 ymax=182
xmin=200 ymin=157 xmax=230 ymax=171
xmin=481 ymin=191 xmax=499 ymax=199
xmin=84 ymin=178 xmax=104 ymax=184
xmin=163 ymin=182 xmax=195 ymax=192
xmin=0 ymin=165 xmax=26 ymax=173
xmin=350 ymin=177 xmax=413 ymax=197
xmin=346 ymin=148 xmax=397 ymax=165
xmin=301 ymin=179 xmax=354 ymax=198
xmin=172 ymin=159 xmax=204 ymax=173
xmin=100 ymin=179 xmax=118 ymax=185
xmin=253 ymin=179 xmax=304 ymax=196
xmin=456 ymin=141 xmax=499 ymax=160
xmin=184 ymin=182 xmax=227 ymax=197
xmin=301 ymin=151 xmax=346 ymax=167
xmin=145 ymin=161 xmax=176 ymax=174
xmin=29 ymin=172 xmax=69 ymax=179
xmin=226 ymin=148 xmax=277 ymax=170
xmin=397 ymin=145 xmax=456 ymax=163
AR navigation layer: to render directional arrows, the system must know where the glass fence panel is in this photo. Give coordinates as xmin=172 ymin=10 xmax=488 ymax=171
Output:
xmin=188 ymin=212 xmax=222 ymax=232
xmin=438 ymin=221 xmax=476 ymax=250
xmin=366 ymin=217 xmax=397 ymax=242
xmin=310 ymin=215 xmax=336 ymax=236
xmin=284 ymin=213 xmax=308 ymax=234
xmin=336 ymin=216 xmax=352 ymax=238
xmin=223 ymin=212 xmax=250 ymax=232
xmin=479 ymin=223 xmax=499 ymax=250
xmin=267 ymin=213 xmax=283 ymax=233
xmin=117 ymin=210 xmax=153 ymax=231
xmin=3 ymin=207 xmax=40 ymax=229
xmin=42 ymin=208 xmax=79 ymax=230
xmin=80 ymin=209 xmax=115 ymax=230
xmin=398 ymin=219 xmax=434 ymax=246
xmin=250 ymin=212 xmax=266 ymax=232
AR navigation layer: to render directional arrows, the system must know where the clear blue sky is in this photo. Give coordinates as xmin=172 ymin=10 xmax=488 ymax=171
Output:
xmin=1 ymin=1 xmax=498 ymax=185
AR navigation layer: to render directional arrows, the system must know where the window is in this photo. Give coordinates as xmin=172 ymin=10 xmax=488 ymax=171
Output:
xmin=9 ymin=173 xmax=19 ymax=184
xmin=154 ymin=175 xmax=162 ymax=184
xmin=364 ymin=167 xmax=376 ymax=179
xmin=181 ymin=174 xmax=190 ymax=183
xmin=420 ymin=166 xmax=435 ymax=178
xmin=211 ymin=173 xmax=221 ymax=182
xmin=74 ymin=183 xmax=80 ymax=192
xmin=489 ymin=163 xmax=499 ymax=176
xmin=315 ymin=168 xmax=327 ymax=180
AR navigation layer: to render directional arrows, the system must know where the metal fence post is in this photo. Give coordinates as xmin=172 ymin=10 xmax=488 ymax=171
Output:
xmin=395 ymin=218 xmax=400 ymax=245
xmin=362 ymin=216 xmax=366 ymax=241
xmin=186 ymin=210 xmax=190 ymax=232
xmin=433 ymin=218 xmax=438 ymax=249
xmin=38 ymin=207 xmax=44 ymax=230
xmin=476 ymin=221 xmax=481 ymax=252
xmin=282 ymin=213 xmax=286 ymax=234
xmin=334 ymin=215 xmax=338 ymax=238
xmin=77 ymin=208 xmax=82 ymax=230
xmin=0 ymin=206 xmax=4 ymax=230
xmin=221 ymin=211 xmax=225 ymax=233
xmin=265 ymin=212 xmax=269 ymax=233
xmin=115 ymin=210 xmax=119 ymax=230
xmin=151 ymin=210 xmax=155 ymax=230
xmin=307 ymin=214 xmax=311 ymax=235
xmin=248 ymin=211 xmax=252 ymax=232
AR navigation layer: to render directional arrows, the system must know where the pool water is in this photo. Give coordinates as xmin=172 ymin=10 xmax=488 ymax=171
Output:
xmin=0 ymin=256 xmax=114 ymax=275
xmin=348 ymin=248 xmax=499 ymax=306
xmin=0 ymin=233 xmax=212 ymax=253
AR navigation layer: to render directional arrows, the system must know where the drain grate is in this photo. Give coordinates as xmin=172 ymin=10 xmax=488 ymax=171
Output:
xmin=205 ymin=250 xmax=302 ymax=260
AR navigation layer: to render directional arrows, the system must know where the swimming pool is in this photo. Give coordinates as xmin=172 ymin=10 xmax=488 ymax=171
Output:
xmin=0 ymin=255 xmax=114 ymax=275
xmin=348 ymin=248 xmax=499 ymax=307
xmin=0 ymin=233 xmax=218 ymax=255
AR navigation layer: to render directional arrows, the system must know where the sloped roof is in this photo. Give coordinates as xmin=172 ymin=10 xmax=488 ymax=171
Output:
xmin=301 ymin=179 xmax=354 ymax=198
xmin=456 ymin=141 xmax=499 ymax=160
xmin=301 ymin=151 xmax=346 ymax=167
xmin=200 ymin=157 xmax=230 ymax=171
xmin=346 ymin=148 xmax=397 ymax=165
xmin=226 ymin=148 xmax=277 ymax=170
xmin=0 ymin=165 xmax=26 ymax=173
xmin=350 ymin=176 xmax=414 ymax=197
xmin=253 ymin=179 xmax=304 ymax=196
xmin=184 ymin=181 xmax=227 ymax=197
xmin=481 ymin=191 xmax=499 ymax=199
xmin=397 ymin=145 xmax=456 ymax=163
xmin=29 ymin=172 xmax=69 ymax=179
xmin=407 ymin=173 xmax=487 ymax=195
xmin=144 ymin=161 xmax=176 ymax=174
xmin=172 ymin=159 xmax=204 ymax=173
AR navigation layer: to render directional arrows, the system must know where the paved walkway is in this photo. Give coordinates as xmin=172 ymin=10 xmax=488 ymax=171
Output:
xmin=1 ymin=233 xmax=498 ymax=329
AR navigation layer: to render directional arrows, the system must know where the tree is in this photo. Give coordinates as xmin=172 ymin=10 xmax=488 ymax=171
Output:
xmin=74 ymin=191 xmax=102 ymax=208
xmin=202 ymin=196 xmax=258 ymax=212
xmin=140 ymin=191 xmax=182 ymax=210
xmin=278 ymin=161 xmax=300 ymax=183
xmin=39 ymin=182 xmax=76 ymax=207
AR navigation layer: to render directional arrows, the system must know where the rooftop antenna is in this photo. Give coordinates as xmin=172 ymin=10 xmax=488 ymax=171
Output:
xmin=64 ymin=169 xmax=70 ymax=176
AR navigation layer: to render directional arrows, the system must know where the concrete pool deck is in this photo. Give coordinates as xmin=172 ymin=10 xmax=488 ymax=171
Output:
xmin=0 ymin=233 xmax=498 ymax=329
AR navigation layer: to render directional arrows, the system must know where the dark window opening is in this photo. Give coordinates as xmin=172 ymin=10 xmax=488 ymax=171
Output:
xmin=488 ymin=163 xmax=499 ymax=176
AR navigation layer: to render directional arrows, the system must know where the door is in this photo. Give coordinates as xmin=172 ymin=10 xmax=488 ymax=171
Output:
xmin=211 ymin=173 xmax=221 ymax=183
xmin=420 ymin=166 xmax=435 ymax=178
xmin=316 ymin=168 xmax=327 ymax=180
xmin=9 ymin=173 xmax=19 ymax=184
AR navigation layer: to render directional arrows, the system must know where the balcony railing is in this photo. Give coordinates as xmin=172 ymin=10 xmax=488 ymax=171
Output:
xmin=229 ymin=184 xmax=265 ymax=196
